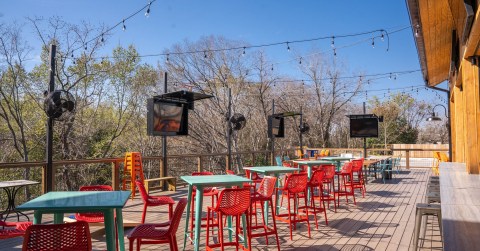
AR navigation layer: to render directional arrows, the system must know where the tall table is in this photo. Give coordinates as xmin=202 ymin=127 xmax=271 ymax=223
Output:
xmin=243 ymin=166 xmax=299 ymax=221
xmin=181 ymin=175 xmax=252 ymax=251
xmin=292 ymin=160 xmax=335 ymax=178
xmin=17 ymin=191 xmax=131 ymax=251
xmin=320 ymin=156 xmax=354 ymax=170
xmin=0 ymin=180 xmax=39 ymax=221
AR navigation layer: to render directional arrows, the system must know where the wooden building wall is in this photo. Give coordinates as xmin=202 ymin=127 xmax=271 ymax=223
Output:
xmin=451 ymin=59 xmax=480 ymax=174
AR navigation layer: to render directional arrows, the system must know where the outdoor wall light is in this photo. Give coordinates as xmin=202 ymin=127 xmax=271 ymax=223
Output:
xmin=426 ymin=104 xmax=448 ymax=121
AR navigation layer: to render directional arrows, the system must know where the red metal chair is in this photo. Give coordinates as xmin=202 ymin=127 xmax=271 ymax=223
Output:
xmin=248 ymin=176 xmax=280 ymax=251
xmin=206 ymin=188 xmax=251 ymax=251
xmin=321 ymin=164 xmax=337 ymax=212
xmin=276 ymin=173 xmax=311 ymax=240
xmin=299 ymin=169 xmax=328 ymax=228
xmin=22 ymin=221 xmax=92 ymax=251
xmin=336 ymin=162 xmax=356 ymax=207
xmin=135 ymin=180 xmax=175 ymax=223
xmin=0 ymin=220 xmax=31 ymax=239
xmin=245 ymin=169 xmax=263 ymax=186
xmin=190 ymin=172 xmax=219 ymax=240
xmin=351 ymin=158 xmax=366 ymax=197
xmin=75 ymin=185 xmax=113 ymax=222
xmin=127 ymin=198 xmax=187 ymax=251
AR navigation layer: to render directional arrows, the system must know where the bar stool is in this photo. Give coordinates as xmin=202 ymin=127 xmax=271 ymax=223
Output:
xmin=335 ymin=162 xmax=356 ymax=207
xmin=413 ymin=203 xmax=442 ymax=250
xmin=276 ymin=173 xmax=311 ymax=240
xmin=298 ymin=169 xmax=328 ymax=228
xmin=206 ymin=188 xmax=251 ymax=251
xmin=321 ymin=164 xmax=337 ymax=212
xmin=248 ymin=176 xmax=280 ymax=251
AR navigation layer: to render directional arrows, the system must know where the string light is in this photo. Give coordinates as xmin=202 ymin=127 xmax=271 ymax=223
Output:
xmin=122 ymin=19 xmax=126 ymax=31
xmin=101 ymin=34 xmax=104 ymax=43
xmin=242 ymin=47 xmax=246 ymax=56
xmin=333 ymin=48 xmax=337 ymax=57
xmin=287 ymin=42 xmax=290 ymax=52
xmin=271 ymin=65 xmax=274 ymax=71
xmin=204 ymin=51 xmax=207 ymax=59
xmin=145 ymin=1 xmax=151 ymax=17
xmin=331 ymin=36 xmax=335 ymax=48
xmin=166 ymin=54 xmax=169 ymax=63
xmin=371 ymin=38 xmax=375 ymax=48
xmin=415 ymin=24 xmax=420 ymax=37
xmin=381 ymin=33 xmax=384 ymax=41
xmin=299 ymin=57 xmax=302 ymax=64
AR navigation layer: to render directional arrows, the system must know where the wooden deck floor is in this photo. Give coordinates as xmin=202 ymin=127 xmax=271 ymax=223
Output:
xmin=0 ymin=168 xmax=442 ymax=250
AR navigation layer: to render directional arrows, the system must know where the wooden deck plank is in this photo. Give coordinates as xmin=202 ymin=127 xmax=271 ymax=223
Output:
xmin=0 ymin=168 xmax=443 ymax=251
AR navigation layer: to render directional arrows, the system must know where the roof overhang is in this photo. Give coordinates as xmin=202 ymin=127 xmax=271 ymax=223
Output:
xmin=406 ymin=0 xmax=474 ymax=87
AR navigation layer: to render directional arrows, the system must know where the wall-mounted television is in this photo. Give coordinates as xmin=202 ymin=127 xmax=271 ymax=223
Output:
xmin=268 ymin=115 xmax=285 ymax=138
xmin=350 ymin=117 xmax=379 ymax=138
xmin=147 ymin=99 xmax=188 ymax=136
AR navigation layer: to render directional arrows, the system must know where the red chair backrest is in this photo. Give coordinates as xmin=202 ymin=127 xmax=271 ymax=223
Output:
xmin=284 ymin=173 xmax=308 ymax=193
xmin=351 ymin=158 xmax=364 ymax=172
xmin=166 ymin=198 xmax=187 ymax=236
xmin=310 ymin=169 xmax=325 ymax=186
xmin=341 ymin=162 xmax=353 ymax=174
xmin=135 ymin=180 xmax=150 ymax=203
xmin=256 ymin=176 xmax=277 ymax=198
xmin=22 ymin=221 xmax=92 ymax=251
xmin=216 ymin=188 xmax=251 ymax=216
xmin=245 ymin=169 xmax=260 ymax=180
xmin=323 ymin=165 xmax=336 ymax=179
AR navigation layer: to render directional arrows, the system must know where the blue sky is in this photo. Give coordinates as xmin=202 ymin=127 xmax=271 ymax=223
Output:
xmin=0 ymin=0 xmax=447 ymax=105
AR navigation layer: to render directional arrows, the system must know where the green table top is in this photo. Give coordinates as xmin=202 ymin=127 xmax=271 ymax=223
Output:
xmin=244 ymin=166 xmax=300 ymax=174
xmin=180 ymin=175 xmax=251 ymax=187
xmin=17 ymin=191 xmax=131 ymax=211
xmin=293 ymin=160 xmax=335 ymax=165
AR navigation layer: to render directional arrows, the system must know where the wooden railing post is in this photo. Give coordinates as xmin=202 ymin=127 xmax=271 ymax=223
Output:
xmin=406 ymin=150 xmax=410 ymax=169
xmin=225 ymin=155 xmax=230 ymax=171
xmin=112 ymin=160 xmax=120 ymax=191
xmin=42 ymin=165 xmax=47 ymax=194
xmin=197 ymin=156 xmax=202 ymax=172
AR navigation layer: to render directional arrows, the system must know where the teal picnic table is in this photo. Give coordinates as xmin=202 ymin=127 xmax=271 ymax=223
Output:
xmin=181 ymin=174 xmax=252 ymax=251
xmin=243 ymin=166 xmax=299 ymax=222
xmin=17 ymin=191 xmax=131 ymax=251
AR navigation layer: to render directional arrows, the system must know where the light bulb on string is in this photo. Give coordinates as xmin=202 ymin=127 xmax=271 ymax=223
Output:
xmin=84 ymin=43 xmax=87 ymax=50
xmin=371 ymin=38 xmax=375 ymax=48
xmin=101 ymin=34 xmax=104 ymax=43
xmin=145 ymin=1 xmax=151 ymax=17
xmin=381 ymin=33 xmax=385 ymax=42
xmin=122 ymin=19 xmax=126 ymax=31
xmin=333 ymin=48 xmax=337 ymax=57
xmin=331 ymin=36 xmax=335 ymax=48
xmin=286 ymin=42 xmax=290 ymax=52
xmin=299 ymin=57 xmax=302 ymax=65
xmin=166 ymin=54 xmax=170 ymax=63
xmin=415 ymin=24 xmax=420 ymax=37
xmin=271 ymin=65 xmax=274 ymax=71
xmin=389 ymin=73 xmax=392 ymax=79
xmin=204 ymin=51 xmax=207 ymax=59
xmin=242 ymin=47 xmax=246 ymax=56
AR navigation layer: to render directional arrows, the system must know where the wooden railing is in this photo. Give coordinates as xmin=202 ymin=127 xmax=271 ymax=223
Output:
xmin=0 ymin=146 xmax=448 ymax=195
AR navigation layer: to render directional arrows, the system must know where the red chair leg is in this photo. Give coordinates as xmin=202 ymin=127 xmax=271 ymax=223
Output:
xmin=269 ymin=198 xmax=281 ymax=251
xmin=141 ymin=204 xmax=147 ymax=223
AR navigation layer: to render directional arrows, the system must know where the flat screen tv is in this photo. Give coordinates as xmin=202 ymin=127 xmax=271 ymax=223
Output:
xmin=268 ymin=115 xmax=285 ymax=138
xmin=350 ymin=117 xmax=378 ymax=138
xmin=147 ymin=99 xmax=188 ymax=136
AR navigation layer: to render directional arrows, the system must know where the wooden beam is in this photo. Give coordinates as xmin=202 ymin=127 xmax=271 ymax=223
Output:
xmin=462 ymin=59 xmax=480 ymax=173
